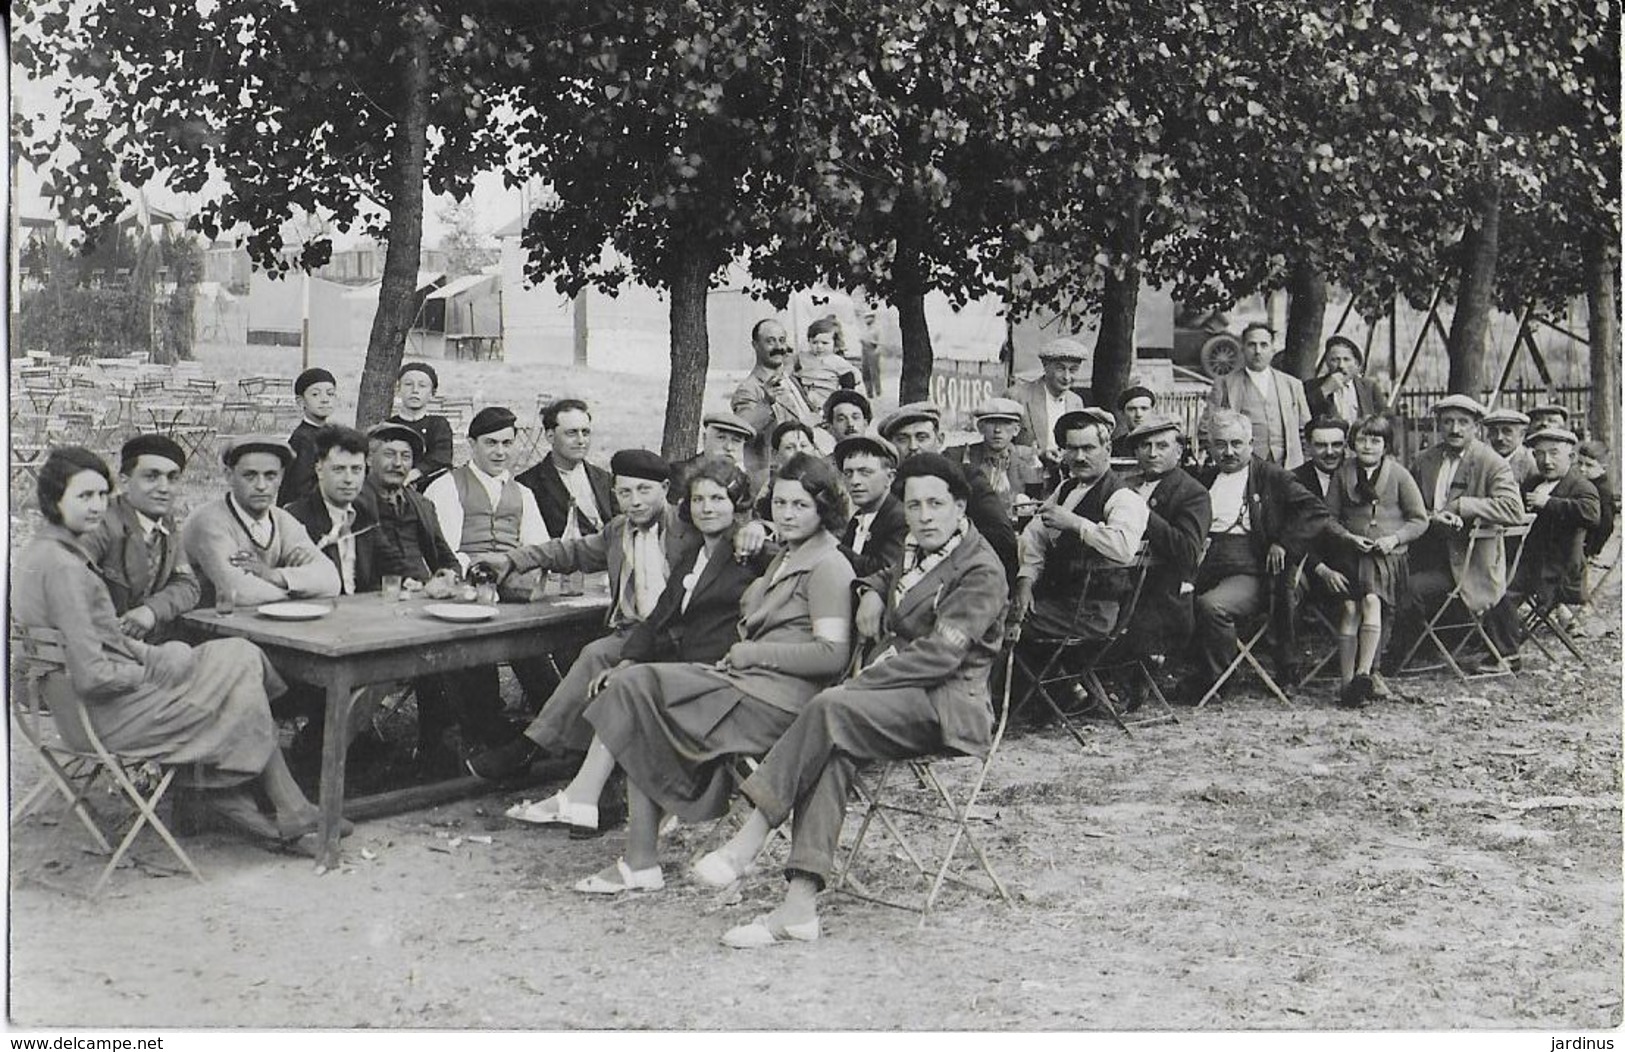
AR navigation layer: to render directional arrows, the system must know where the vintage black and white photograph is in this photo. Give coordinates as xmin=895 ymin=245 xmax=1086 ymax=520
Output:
xmin=6 ymin=0 xmax=1621 ymax=1035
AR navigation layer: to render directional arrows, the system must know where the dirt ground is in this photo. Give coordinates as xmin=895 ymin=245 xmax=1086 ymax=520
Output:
xmin=9 ymin=591 xmax=1620 ymax=1031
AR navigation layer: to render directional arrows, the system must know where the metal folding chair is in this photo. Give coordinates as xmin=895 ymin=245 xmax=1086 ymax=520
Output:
xmin=1519 ymin=592 xmax=1588 ymax=667
xmin=1195 ymin=557 xmax=1304 ymax=709
xmin=1011 ymin=542 xmax=1173 ymax=743
xmin=1396 ymin=521 xmax=1532 ymax=682
xmin=829 ymin=649 xmax=1014 ymax=923
xmin=10 ymin=627 xmax=204 ymax=897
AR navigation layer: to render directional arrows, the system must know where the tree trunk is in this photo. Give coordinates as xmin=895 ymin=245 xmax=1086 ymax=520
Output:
xmin=1586 ymin=236 xmax=1621 ymax=491
xmin=1282 ymin=258 xmax=1328 ymax=379
xmin=661 ymin=245 xmax=712 ymax=461
xmin=356 ymin=7 xmax=432 ymax=429
xmin=1093 ymin=186 xmax=1143 ymax=409
xmin=1445 ymin=181 xmax=1501 ymax=398
xmin=894 ymin=191 xmax=934 ymax=403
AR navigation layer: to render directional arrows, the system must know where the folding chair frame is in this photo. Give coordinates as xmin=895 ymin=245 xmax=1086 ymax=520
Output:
xmin=829 ymin=650 xmax=1015 ymax=923
xmin=1195 ymin=558 xmax=1304 ymax=709
xmin=10 ymin=628 xmax=204 ymax=898
xmin=1519 ymin=592 xmax=1588 ymax=666
xmin=1012 ymin=543 xmax=1173 ymax=743
xmin=1396 ymin=521 xmax=1532 ymax=683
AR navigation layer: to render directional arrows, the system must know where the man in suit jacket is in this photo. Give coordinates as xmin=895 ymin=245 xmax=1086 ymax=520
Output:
xmin=732 ymin=318 xmax=819 ymax=478
xmin=958 ymin=397 xmax=1047 ymax=515
xmin=1183 ymin=410 xmax=1337 ymax=699
xmin=1203 ymin=323 xmax=1312 ymax=469
xmin=1009 ymin=338 xmax=1087 ymax=467
xmin=1402 ymin=395 xmax=1526 ymax=632
xmin=691 ymin=454 xmax=1010 ymax=947
xmin=465 ymin=449 xmax=699 ymax=780
xmin=1305 ymin=335 xmax=1384 ymax=425
xmin=1482 ymin=407 xmax=1539 ymax=485
xmin=1481 ymin=428 xmax=1600 ymax=667
xmin=284 ymin=425 xmax=376 ymax=595
xmin=182 ymin=435 xmax=342 ymax=608
xmin=1121 ymin=416 xmax=1212 ymax=662
xmin=835 ymin=434 xmax=908 ymax=576
xmin=81 ymin=434 xmax=201 ymax=643
xmin=359 ymin=422 xmax=461 ymax=583
xmin=878 ymin=402 xmax=1020 ymax=582
xmin=515 ymin=398 xmax=618 ymax=539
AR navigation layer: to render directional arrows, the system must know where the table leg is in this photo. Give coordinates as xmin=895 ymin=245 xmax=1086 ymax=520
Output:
xmin=316 ymin=671 xmax=356 ymax=870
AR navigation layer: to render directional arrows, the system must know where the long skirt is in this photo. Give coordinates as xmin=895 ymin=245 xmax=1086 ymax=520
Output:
xmin=47 ymin=638 xmax=281 ymax=790
xmin=584 ymin=662 xmax=800 ymax=823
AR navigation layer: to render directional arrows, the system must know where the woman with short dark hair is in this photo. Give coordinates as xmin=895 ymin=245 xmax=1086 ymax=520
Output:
xmin=15 ymin=447 xmax=344 ymax=849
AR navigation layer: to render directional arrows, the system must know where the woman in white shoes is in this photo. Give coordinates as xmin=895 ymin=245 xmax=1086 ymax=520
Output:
xmin=524 ymin=454 xmax=855 ymax=894
xmin=694 ymin=455 xmax=1009 ymax=947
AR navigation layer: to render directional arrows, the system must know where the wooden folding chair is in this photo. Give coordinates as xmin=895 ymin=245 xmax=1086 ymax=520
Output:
xmin=829 ymin=650 xmax=1014 ymax=923
xmin=1195 ymin=557 xmax=1304 ymax=709
xmin=1396 ymin=522 xmax=1531 ymax=682
xmin=10 ymin=627 xmax=204 ymax=898
xmin=1011 ymin=543 xmax=1173 ymax=743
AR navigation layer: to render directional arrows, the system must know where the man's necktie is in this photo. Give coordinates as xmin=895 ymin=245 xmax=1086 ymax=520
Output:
xmin=146 ymin=530 xmax=165 ymax=591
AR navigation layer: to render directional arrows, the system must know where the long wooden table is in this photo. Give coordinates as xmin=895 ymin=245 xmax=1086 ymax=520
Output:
xmin=183 ymin=587 xmax=610 ymax=868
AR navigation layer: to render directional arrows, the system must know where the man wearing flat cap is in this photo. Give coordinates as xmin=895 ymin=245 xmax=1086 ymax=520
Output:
xmin=1306 ymin=335 xmax=1383 ymax=425
xmin=1482 ymin=407 xmax=1538 ymax=484
xmin=878 ymin=402 xmax=1020 ymax=580
xmin=1122 ymin=414 xmax=1213 ymax=671
xmin=1397 ymin=394 xmax=1526 ymax=654
xmin=1012 ymin=408 xmax=1148 ymax=641
xmin=957 ymin=398 xmax=1045 ymax=517
xmin=423 ymin=405 xmax=552 ymax=573
xmin=835 ymin=434 xmax=908 ymax=576
xmin=278 ymin=366 xmax=340 ymax=507
xmin=182 ymin=435 xmax=341 ymax=608
xmin=672 ymin=411 xmax=760 ymax=500
xmin=1203 ymin=322 xmax=1312 ymax=469
xmin=1009 ymin=338 xmax=1087 ymax=465
xmin=1528 ymin=403 xmax=1572 ymax=435
xmin=1479 ymin=427 xmax=1600 ymax=670
xmin=80 ymin=434 xmax=201 ymax=643
xmin=465 ymin=448 xmax=699 ymax=784
xmin=1110 ymin=386 xmax=1158 ymax=458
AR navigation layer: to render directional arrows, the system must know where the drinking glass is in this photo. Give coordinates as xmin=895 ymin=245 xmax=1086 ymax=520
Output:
xmin=215 ymin=586 xmax=236 ymax=616
xmin=381 ymin=574 xmax=403 ymax=601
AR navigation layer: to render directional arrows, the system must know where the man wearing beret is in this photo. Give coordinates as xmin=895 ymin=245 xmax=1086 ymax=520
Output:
xmin=278 ymin=366 xmax=340 ymax=506
xmin=1397 ymin=395 xmax=1526 ymax=659
xmin=1110 ymin=386 xmax=1158 ymax=459
xmin=1009 ymin=338 xmax=1087 ymax=467
xmin=878 ymin=402 xmax=1020 ymax=581
xmin=363 ymin=421 xmax=461 ymax=584
xmin=423 ymin=406 xmax=551 ymax=572
xmin=1203 ymin=322 xmax=1312 ymax=469
xmin=1482 ymin=407 xmax=1538 ymax=485
xmin=1479 ymin=427 xmax=1600 ymax=671
xmin=464 ymin=449 xmax=699 ymax=785
xmin=80 ymin=434 xmax=201 ymax=643
xmin=182 ymin=435 xmax=341 ymax=607
xmin=958 ymin=398 xmax=1046 ymax=516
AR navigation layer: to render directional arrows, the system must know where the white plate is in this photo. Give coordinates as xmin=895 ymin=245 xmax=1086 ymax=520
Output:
xmin=256 ymin=602 xmax=332 ymax=621
xmin=424 ymin=603 xmax=498 ymax=623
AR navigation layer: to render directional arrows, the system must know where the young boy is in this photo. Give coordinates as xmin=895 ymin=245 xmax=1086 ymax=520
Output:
xmin=388 ymin=362 xmax=454 ymax=491
xmin=277 ymin=367 xmax=338 ymax=506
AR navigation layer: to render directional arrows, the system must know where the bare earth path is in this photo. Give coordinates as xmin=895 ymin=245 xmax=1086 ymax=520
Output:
xmin=10 ymin=602 xmax=1619 ymax=1031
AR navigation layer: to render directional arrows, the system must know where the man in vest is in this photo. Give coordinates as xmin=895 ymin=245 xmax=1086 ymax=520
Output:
xmin=463 ymin=450 xmax=697 ymax=795
xmin=1203 ymin=322 xmax=1312 ymax=469
xmin=82 ymin=433 xmax=201 ymax=643
xmin=1011 ymin=408 xmax=1148 ymax=641
xmin=423 ymin=405 xmax=551 ymax=573
xmin=421 ymin=406 xmax=555 ymax=770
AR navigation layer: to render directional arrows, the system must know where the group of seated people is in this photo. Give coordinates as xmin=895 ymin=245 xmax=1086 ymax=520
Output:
xmin=13 ymin=324 xmax=1613 ymax=948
